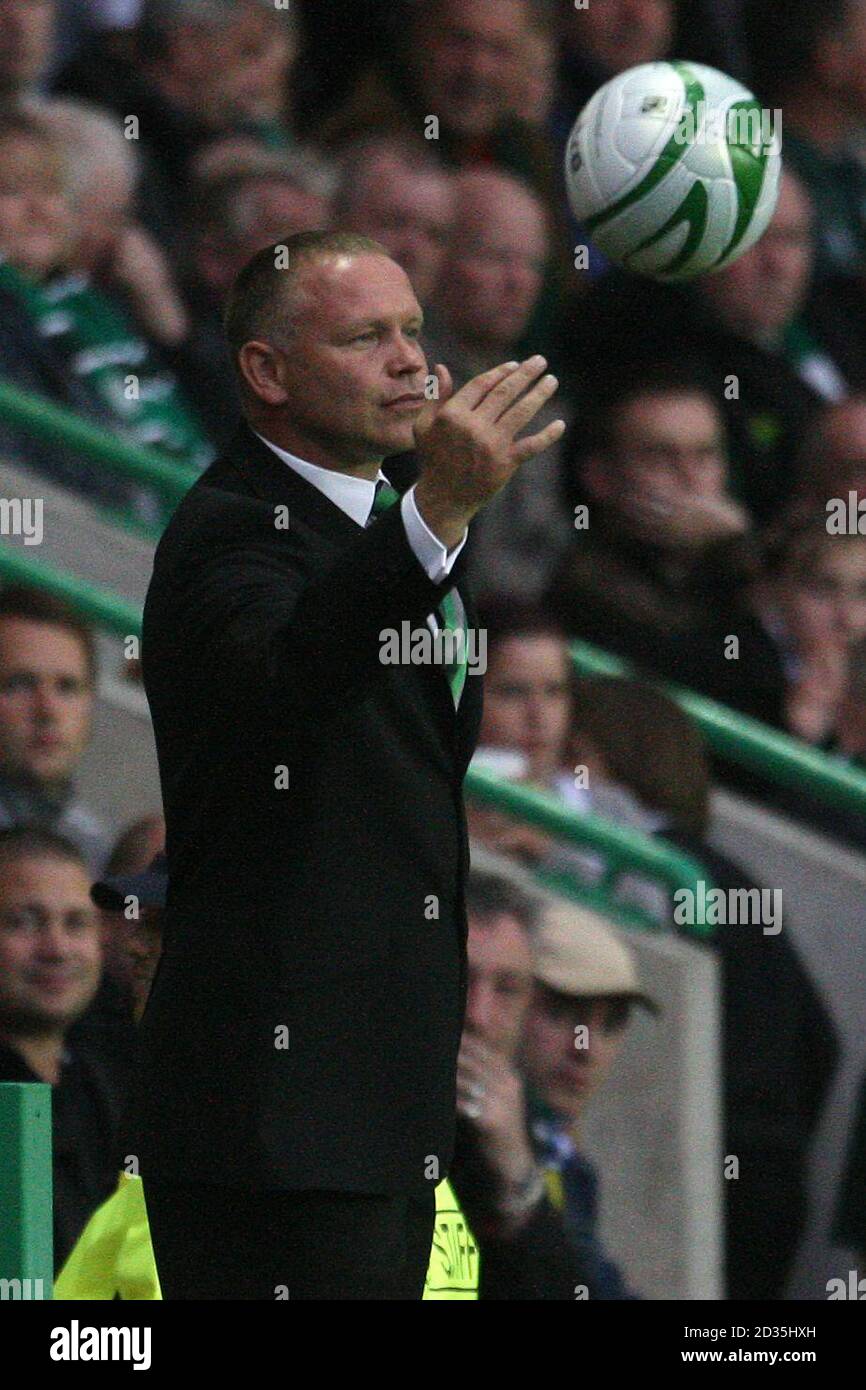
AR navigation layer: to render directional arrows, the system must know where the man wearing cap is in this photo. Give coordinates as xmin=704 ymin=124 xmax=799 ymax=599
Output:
xmin=450 ymin=861 xmax=629 ymax=1298
xmin=121 ymin=227 xmax=564 ymax=1299
xmin=522 ymin=900 xmax=658 ymax=1300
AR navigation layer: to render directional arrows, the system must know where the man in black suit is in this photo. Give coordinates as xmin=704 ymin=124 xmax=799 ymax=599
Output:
xmin=123 ymin=229 xmax=564 ymax=1299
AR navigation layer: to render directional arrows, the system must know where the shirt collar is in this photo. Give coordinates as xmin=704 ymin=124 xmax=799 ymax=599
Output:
xmin=254 ymin=432 xmax=389 ymax=528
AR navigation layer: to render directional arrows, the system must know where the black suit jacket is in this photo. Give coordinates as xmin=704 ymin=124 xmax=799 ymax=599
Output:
xmin=123 ymin=423 xmax=483 ymax=1193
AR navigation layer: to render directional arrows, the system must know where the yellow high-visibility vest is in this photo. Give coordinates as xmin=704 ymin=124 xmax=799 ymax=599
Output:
xmin=54 ymin=1171 xmax=479 ymax=1300
xmin=423 ymin=1176 xmax=480 ymax=1299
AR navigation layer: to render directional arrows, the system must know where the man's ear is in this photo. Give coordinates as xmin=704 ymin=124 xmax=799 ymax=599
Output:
xmin=237 ymin=341 xmax=290 ymax=406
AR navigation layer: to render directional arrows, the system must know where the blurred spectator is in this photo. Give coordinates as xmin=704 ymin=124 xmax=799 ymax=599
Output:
xmin=90 ymin=840 xmax=165 ymax=1022
xmin=833 ymin=1069 xmax=866 ymax=1268
xmin=0 ymin=0 xmax=57 ymax=99
xmin=560 ymin=171 xmax=825 ymax=527
xmin=743 ymin=0 xmax=866 ymax=283
xmin=51 ymin=1 xmax=139 ymax=71
xmin=52 ymin=844 xmax=165 ymax=1301
xmin=84 ymin=812 xmax=164 ymax=1016
xmin=701 ymin=170 xmax=863 ymax=402
xmin=835 ymin=636 xmax=866 ymax=761
xmin=173 ymin=155 xmax=333 ymax=450
xmin=0 ymin=105 xmax=140 ymax=504
xmin=0 ymin=825 xmax=127 ymax=1273
xmin=469 ymin=607 xmax=668 ymax=921
xmin=660 ymin=508 xmax=866 ymax=749
xmin=569 ymin=677 xmax=712 ymax=843
xmin=0 ymin=110 xmax=213 ymax=517
xmin=449 ymin=858 xmax=595 ymax=1297
xmin=555 ymin=0 xmax=674 ymax=134
xmin=316 ymin=0 xmax=570 ymax=359
xmin=0 ymin=587 xmax=110 ymax=876
xmin=544 ymin=364 xmax=755 ymax=664
xmin=64 ymin=811 xmax=165 ymax=1065
xmin=422 ymin=169 xmax=573 ymax=605
xmin=567 ymin=674 xmax=839 ymax=1299
xmin=523 ymin=897 xmax=651 ymax=1298
xmin=319 ymin=0 xmax=554 ymax=167
xmin=55 ymin=0 xmax=300 ymax=247
xmin=67 ymin=0 xmax=143 ymax=32
xmin=507 ymin=12 xmax=557 ymax=129
xmin=335 ymin=135 xmax=455 ymax=306
xmin=794 ymin=397 xmax=866 ymax=508
xmin=29 ymin=96 xmax=189 ymax=349
xmin=804 ymin=262 xmax=866 ymax=401
xmin=552 ymin=0 xmax=691 ymax=282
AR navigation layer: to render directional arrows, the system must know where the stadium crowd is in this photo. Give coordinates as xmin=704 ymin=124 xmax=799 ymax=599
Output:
xmin=1 ymin=0 xmax=866 ymax=1299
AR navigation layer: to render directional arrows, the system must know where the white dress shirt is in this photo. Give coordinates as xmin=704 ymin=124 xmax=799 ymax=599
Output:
xmin=254 ymin=432 xmax=466 ymax=583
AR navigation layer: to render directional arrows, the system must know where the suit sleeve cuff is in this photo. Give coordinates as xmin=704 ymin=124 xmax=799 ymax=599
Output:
xmin=401 ymin=484 xmax=467 ymax=583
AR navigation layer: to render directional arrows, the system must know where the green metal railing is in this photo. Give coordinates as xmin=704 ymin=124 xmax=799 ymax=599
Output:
xmin=0 ymin=1084 xmax=52 ymax=1298
xmin=0 ymin=546 xmax=715 ymax=935
xmin=466 ymin=764 xmax=713 ymax=937
xmin=0 ymin=381 xmax=198 ymax=500
xmin=0 ymin=380 xmax=198 ymax=539
xmin=6 ymin=379 xmax=862 ymax=818
xmin=571 ymin=638 xmax=866 ymax=819
xmin=0 ymin=545 xmax=141 ymax=639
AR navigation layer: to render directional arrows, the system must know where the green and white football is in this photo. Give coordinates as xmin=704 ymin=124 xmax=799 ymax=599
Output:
xmin=565 ymin=60 xmax=782 ymax=281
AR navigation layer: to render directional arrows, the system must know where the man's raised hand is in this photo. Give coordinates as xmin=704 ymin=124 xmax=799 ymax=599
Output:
xmin=413 ymin=357 xmax=566 ymax=549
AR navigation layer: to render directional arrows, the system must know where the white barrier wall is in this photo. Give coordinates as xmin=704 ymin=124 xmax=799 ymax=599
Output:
xmin=709 ymin=791 xmax=866 ymax=1301
xmin=581 ymin=929 xmax=723 ymax=1300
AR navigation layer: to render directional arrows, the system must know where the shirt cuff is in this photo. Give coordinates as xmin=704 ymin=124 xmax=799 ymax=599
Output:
xmin=401 ymin=484 xmax=467 ymax=583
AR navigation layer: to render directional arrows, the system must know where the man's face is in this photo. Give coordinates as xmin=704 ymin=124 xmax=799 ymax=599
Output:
xmin=198 ymin=179 xmax=331 ymax=298
xmin=222 ymin=0 xmax=295 ymax=123
xmin=816 ymin=401 xmax=866 ymax=500
xmin=125 ymin=907 xmax=163 ymax=1023
xmin=161 ymin=3 xmax=293 ymax=128
xmin=464 ymin=911 xmax=533 ymax=1058
xmin=779 ymin=540 xmax=866 ymax=650
xmin=0 ymin=0 xmax=55 ymax=93
xmin=509 ymin=24 xmax=557 ymax=126
xmin=439 ymin=185 xmax=548 ymax=352
xmin=234 ymin=179 xmax=330 ymax=269
xmin=0 ymin=854 xmax=102 ymax=1034
xmin=562 ymin=0 xmax=673 ymax=73
xmin=343 ymin=158 xmax=454 ymax=305
xmin=0 ymin=133 xmax=70 ymax=277
xmin=413 ymin=0 xmax=530 ymax=137
xmin=0 ymin=619 xmax=94 ymax=787
xmin=259 ymin=252 xmax=429 ymax=467
xmin=699 ymin=174 xmax=814 ymax=343
xmin=599 ymin=391 xmax=727 ymax=510
xmin=522 ymin=984 xmax=630 ymax=1120
xmin=481 ymin=635 xmax=573 ymax=783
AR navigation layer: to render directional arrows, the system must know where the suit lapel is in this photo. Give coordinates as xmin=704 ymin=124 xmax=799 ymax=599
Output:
xmin=222 ymin=423 xmax=479 ymax=728
xmin=225 ymin=423 xmax=364 ymax=543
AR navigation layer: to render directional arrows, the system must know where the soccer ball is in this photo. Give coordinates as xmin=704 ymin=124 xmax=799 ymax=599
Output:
xmin=564 ymin=60 xmax=782 ymax=281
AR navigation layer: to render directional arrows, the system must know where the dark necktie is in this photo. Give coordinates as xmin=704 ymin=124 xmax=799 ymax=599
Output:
xmin=367 ymin=479 xmax=467 ymax=706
